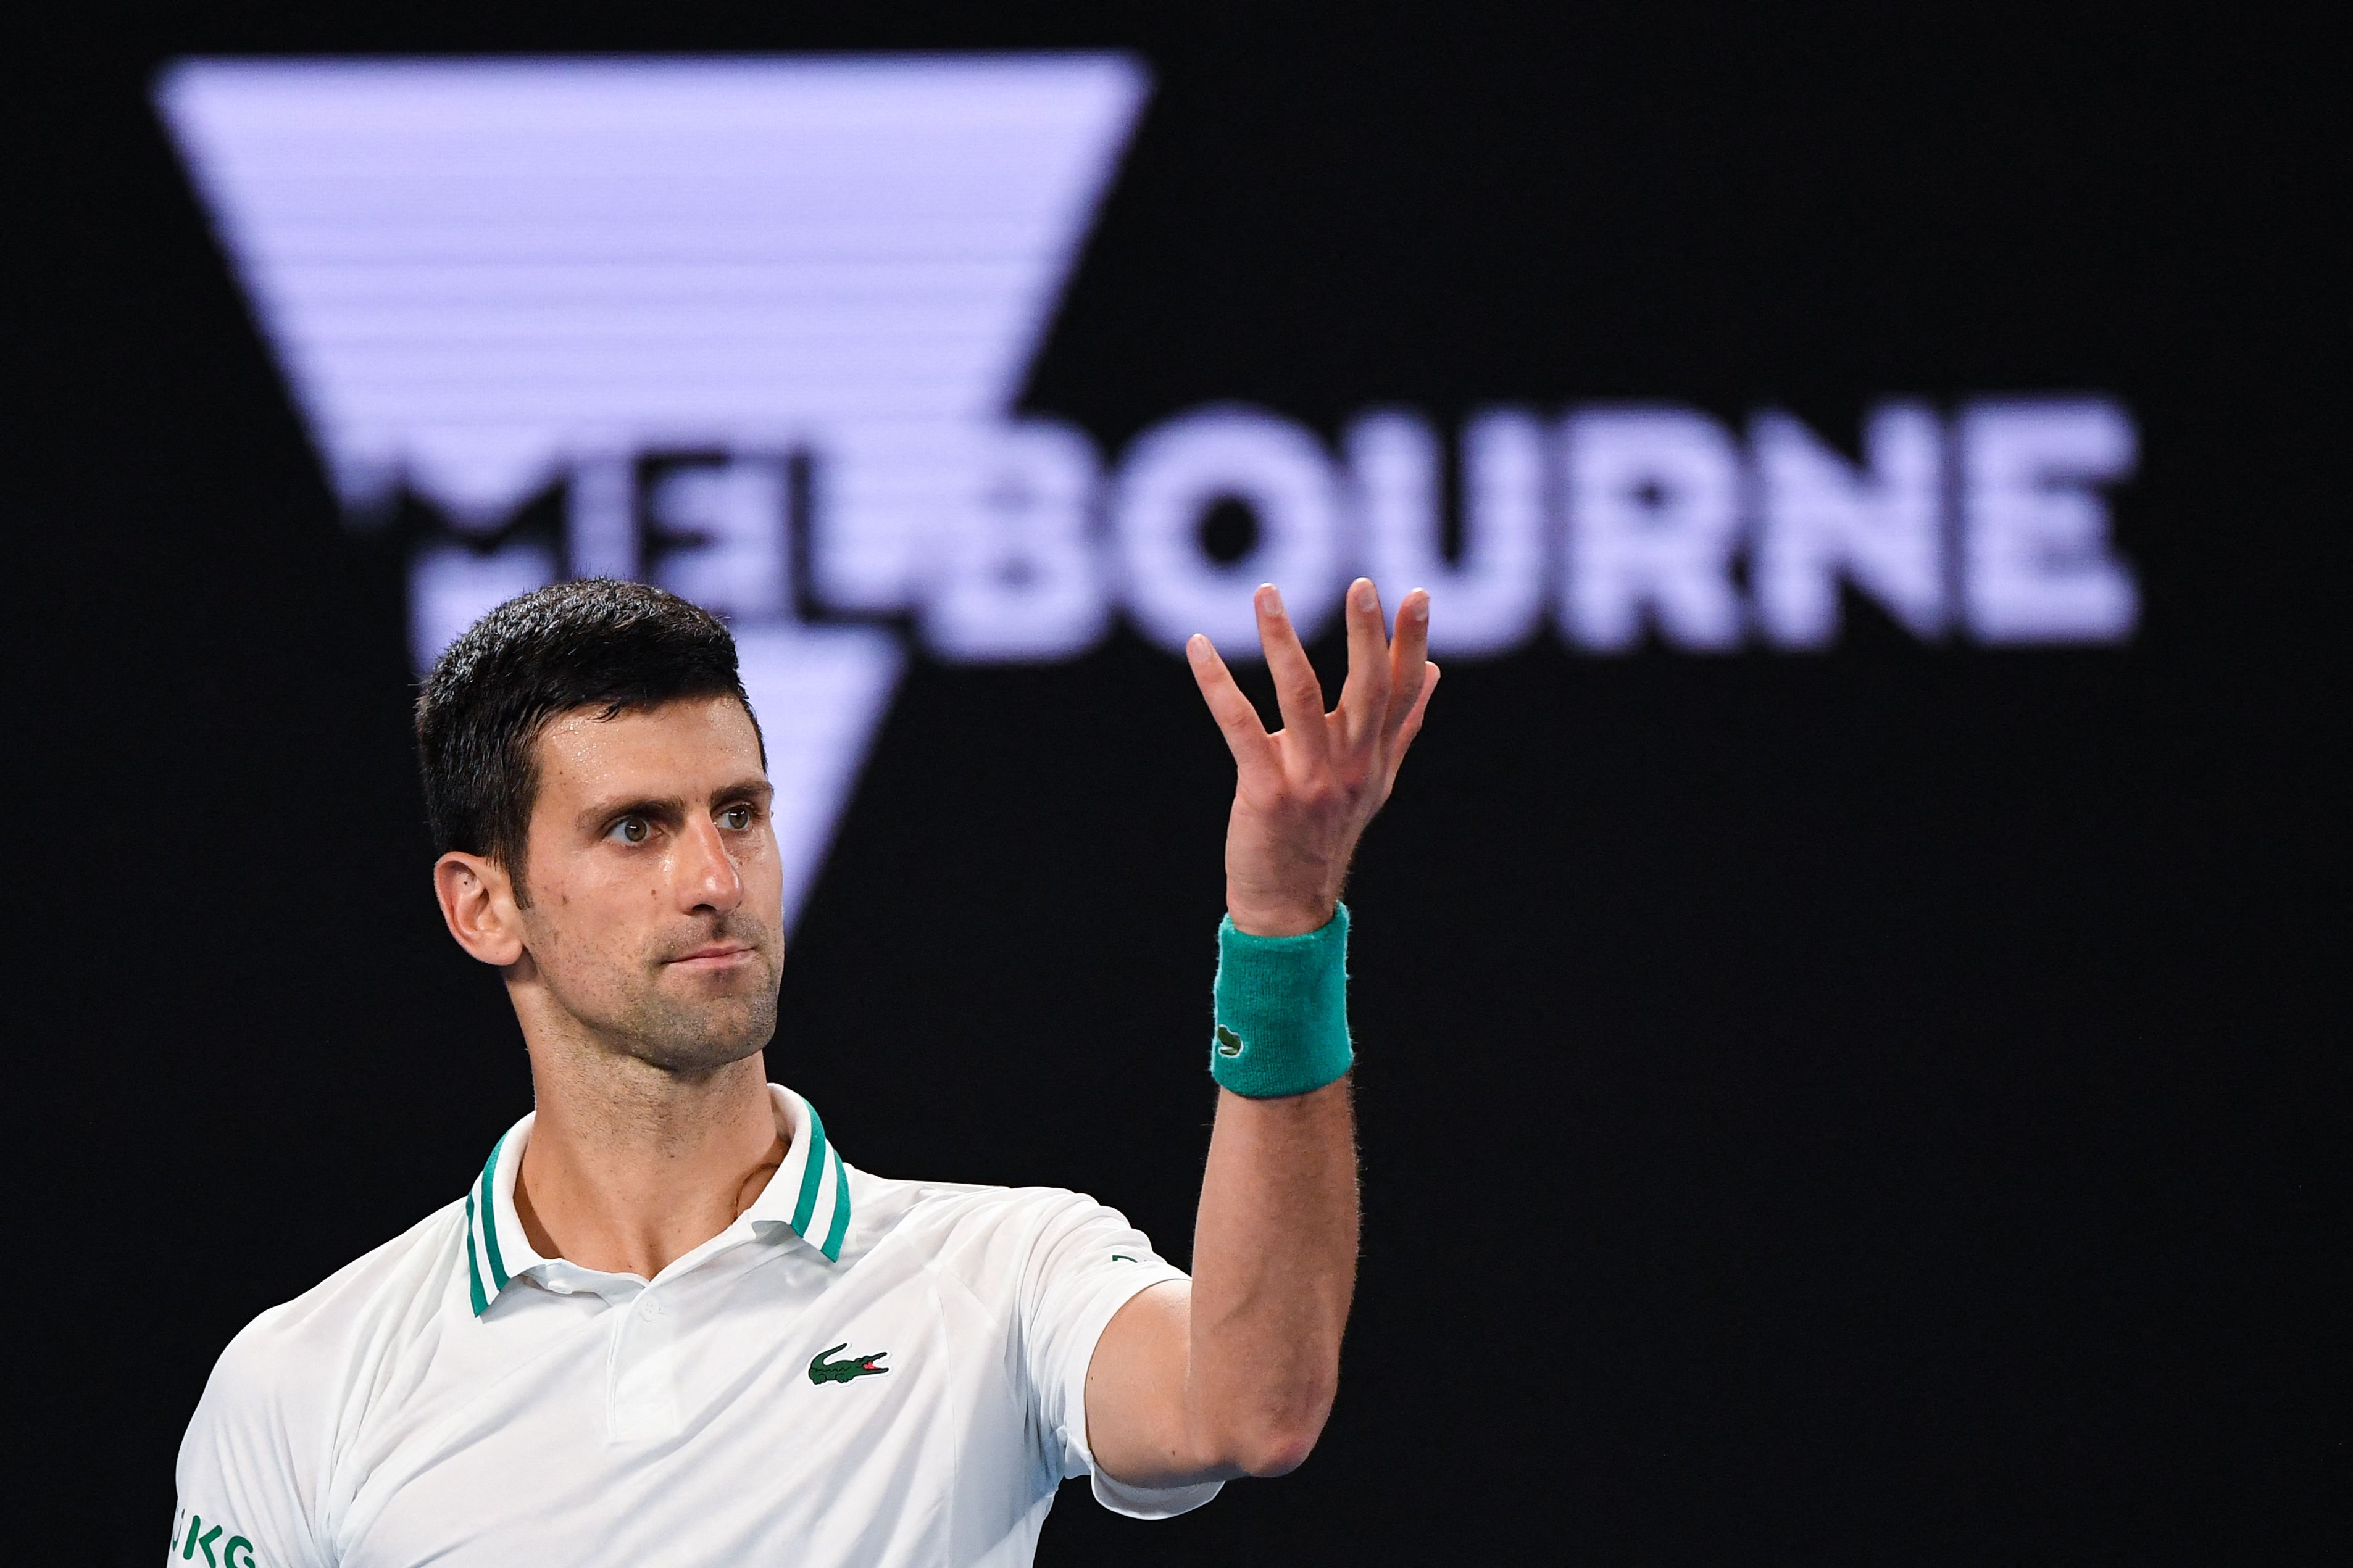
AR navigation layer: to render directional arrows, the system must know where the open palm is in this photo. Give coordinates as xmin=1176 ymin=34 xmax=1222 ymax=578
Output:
xmin=1186 ymin=578 xmax=1439 ymax=937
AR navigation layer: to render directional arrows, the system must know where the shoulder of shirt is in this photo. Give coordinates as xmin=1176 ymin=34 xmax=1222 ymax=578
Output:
xmin=849 ymin=1167 xmax=1123 ymax=1227
xmin=844 ymin=1168 xmax=1147 ymax=1285
xmin=194 ymin=1198 xmax=469 ymax=1429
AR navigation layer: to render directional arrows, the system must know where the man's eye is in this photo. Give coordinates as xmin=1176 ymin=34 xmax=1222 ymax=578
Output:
xmin=609 ymin=816 xmax=651 ymax=845
xmin=720 ymin=805 xmax=754 ymax=831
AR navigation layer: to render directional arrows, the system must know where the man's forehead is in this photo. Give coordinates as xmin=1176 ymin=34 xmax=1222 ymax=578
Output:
xmin=535 ymin=695 xmax=765 ymax=789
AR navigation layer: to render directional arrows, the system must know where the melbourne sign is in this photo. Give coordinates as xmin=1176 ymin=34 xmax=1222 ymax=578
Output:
xmin=159 ymin=56 xmax=2142 ymax=927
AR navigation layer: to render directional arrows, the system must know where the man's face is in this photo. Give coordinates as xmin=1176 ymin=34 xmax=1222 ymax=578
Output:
xmin=512 ymin=694 xmax=784 ymax=1074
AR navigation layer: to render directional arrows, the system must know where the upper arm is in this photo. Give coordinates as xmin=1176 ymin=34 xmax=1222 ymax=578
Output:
xmin=170 ymin=1317 xmax=329 ymax=1568
xmin=1012 ymin=1192 xmax=1223 ymax=1519
xmin=1083 ymin=1278 xmax=1226 ymax=1488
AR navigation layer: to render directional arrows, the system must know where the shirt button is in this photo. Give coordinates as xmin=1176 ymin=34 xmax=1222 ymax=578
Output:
xmin=637 ymin=1298 xmax=659 ymax=1322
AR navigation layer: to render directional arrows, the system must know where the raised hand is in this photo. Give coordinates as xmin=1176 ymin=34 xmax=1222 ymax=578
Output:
xmin=1186 ymin=578 xmax=1439 ymax=936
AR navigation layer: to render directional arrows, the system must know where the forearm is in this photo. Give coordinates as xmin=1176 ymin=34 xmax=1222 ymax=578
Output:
xmin=1085 ymin=577 xmax=1430 ymax=1487
xmin=1183 ymin=1077 xmax=1359 ymax=1474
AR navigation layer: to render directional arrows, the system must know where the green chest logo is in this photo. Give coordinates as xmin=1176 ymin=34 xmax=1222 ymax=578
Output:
xmin=808 ymin=1342 xmax=890 ymax=1385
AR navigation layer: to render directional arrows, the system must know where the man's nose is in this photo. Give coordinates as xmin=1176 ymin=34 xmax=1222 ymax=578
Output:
xmin=675 ymin=815 xmax=744 ymax=915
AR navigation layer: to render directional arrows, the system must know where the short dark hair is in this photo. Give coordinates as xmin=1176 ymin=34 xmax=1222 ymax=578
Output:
xmin=415 ymin=579 xmax=760 ymax=900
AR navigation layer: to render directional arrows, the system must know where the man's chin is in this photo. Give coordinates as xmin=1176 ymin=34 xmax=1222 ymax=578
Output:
xmin=615 ymin=980 xmax=779 ymax=1076
xmin=625 ymin=1016 xmax=775 ymax=1077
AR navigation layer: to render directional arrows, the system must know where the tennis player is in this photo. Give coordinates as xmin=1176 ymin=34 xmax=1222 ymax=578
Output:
xmin=169 ymin=574 xmax=1435 ymax=1567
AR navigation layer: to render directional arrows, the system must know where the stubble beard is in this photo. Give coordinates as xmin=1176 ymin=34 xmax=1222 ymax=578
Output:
xmin=532 ymin=912 xmax=784 ymax=1080
xmin=612 ymin=966 xmax=780 ymax=1078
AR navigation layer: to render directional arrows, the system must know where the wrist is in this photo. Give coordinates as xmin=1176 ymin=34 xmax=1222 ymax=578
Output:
xmin=1223 ymin=887 xmax=1339 ymax=939
xmin=1209 ymin=903 xmax=1353 ymax=1098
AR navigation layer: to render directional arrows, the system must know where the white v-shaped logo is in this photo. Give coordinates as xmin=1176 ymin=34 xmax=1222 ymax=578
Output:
xmin=158 ymin=56 xmax=1149 ymax=932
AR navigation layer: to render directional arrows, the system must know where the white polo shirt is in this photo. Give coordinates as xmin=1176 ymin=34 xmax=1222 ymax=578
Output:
xmin=170 ymin=1085 xmax=1217 ymax=1567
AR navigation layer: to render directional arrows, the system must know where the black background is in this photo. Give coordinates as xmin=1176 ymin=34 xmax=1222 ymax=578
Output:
xmin=19 ymin=4 xmax=2343 ymax=1562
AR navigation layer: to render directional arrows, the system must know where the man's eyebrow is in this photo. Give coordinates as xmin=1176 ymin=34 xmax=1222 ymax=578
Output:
xmin=710 ymin=778 xmax=775 ymax=806
xmin=577 ymin=794 xmax=685 ymax=831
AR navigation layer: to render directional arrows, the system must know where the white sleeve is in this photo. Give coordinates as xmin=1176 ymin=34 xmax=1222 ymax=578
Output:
xmin=1018 ymin=1192 xmax=1225 ymax=1520
xmin=169 ymin=1313 xmax=330 ymax=1568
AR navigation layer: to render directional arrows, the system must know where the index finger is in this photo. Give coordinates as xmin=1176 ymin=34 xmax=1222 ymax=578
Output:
xmin=1186 ymin=633 xmax=1280 ymax=786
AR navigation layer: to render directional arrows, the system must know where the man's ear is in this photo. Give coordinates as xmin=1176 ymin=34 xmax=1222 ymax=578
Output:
xmin=435 ymin=850 xmax=526 ymax=968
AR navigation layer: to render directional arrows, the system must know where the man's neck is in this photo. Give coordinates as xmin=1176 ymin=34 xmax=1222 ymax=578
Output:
xmin=513 ymin=1045 xmax=787 ymax=1280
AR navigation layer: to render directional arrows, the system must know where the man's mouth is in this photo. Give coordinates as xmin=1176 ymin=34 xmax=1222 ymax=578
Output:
xmin=665 ymin=942 xmax=757 ymax=971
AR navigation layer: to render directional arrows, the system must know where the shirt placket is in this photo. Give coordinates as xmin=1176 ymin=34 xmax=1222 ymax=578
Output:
xmin=606 ymin=1279 xmax=685 ymax=1442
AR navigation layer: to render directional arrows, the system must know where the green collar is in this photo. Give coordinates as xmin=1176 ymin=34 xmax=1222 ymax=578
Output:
xmin=465 ymin=1085 xmax=853 ymax=1317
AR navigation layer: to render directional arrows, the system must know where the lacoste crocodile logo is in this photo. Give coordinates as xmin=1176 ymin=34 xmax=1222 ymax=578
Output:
xmin=1215 ymin=1024 xmax=1244 ymax=1058
xmin=808 ymin=1343 xmax=890 ymax=1385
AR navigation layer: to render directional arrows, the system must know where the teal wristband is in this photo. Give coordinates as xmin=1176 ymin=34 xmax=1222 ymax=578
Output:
xmin=1209 ymin=903 xmax=1354 ymax=1098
